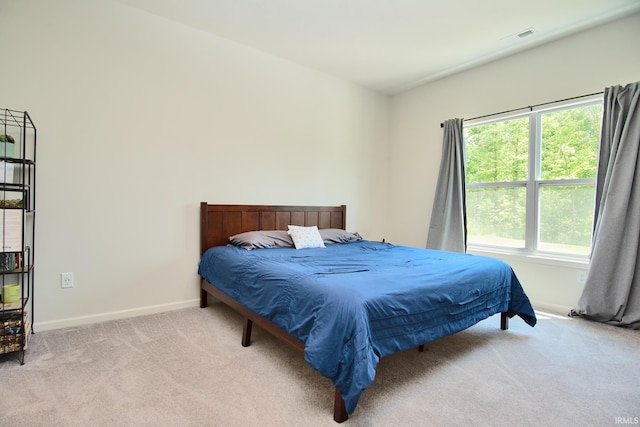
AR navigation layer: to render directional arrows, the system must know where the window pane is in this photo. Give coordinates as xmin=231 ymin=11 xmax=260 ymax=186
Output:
xmin=538 ymin=185 xmax=595 ymax=255
xmin=467 ymin=186 xmax=526 ymax=248
xmin=464 ymin=117 xmax=529 ymax=183
xmin=540 ymin=104 xmax=602 ymax=180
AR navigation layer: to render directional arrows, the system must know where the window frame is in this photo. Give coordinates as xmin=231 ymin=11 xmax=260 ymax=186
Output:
xmin=464 ymin=98 xmax=602 ymax=260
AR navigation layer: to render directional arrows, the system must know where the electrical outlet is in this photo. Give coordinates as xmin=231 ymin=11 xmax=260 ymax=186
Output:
xmin=61 ymin=272 xmax=74 ymax=288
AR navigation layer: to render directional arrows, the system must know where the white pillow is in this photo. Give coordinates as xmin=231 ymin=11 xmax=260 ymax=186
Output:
xmin=287 ymin=225 xmax=326 ymax=249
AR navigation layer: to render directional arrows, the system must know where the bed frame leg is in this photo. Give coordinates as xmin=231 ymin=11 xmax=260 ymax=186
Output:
xmin=334 ymin=388 xmax=348 ymax=423
xmin=500 ymin=312 xmax=509 ymax=330
xmin=242 ymin=318 xmax=253 ymax=347
xmin=418 ymin=344 xmax=425 ymax=352
xmin=200 ymin=288 xmax=208 ymax=308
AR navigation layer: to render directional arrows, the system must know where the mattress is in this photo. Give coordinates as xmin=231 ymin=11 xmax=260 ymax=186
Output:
xmin=198 ymin=240 xmax=536 ymax=413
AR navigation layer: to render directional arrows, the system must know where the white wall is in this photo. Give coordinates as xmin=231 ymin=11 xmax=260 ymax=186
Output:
xmin=388 ymin=12 xmax=640 ymax=314
xmin=0 ymin=0 xmax=389 ymax=329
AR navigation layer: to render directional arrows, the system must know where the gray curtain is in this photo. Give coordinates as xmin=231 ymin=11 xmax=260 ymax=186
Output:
xmin=426 ymin=118 xmax=466 ymax=253
xmin=573 ymin=81 xmax=640 ymax=329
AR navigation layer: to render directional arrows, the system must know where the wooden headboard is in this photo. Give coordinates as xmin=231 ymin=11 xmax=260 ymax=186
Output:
xmin=200 ymin=203 xmax=347 ymax=255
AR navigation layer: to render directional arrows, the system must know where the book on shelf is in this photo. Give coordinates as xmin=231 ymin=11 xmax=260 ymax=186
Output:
xmin=23 ymin=318 xmax=31 ymax=350
xmin=0 ymin=311 xmax=29 ymax=354
xmin=0 ymin=208 xmax=22 ymax=251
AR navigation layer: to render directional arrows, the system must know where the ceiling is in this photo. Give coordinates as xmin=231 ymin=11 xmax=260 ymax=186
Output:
xmin=114 ymin=0 xmax=640 ymax=94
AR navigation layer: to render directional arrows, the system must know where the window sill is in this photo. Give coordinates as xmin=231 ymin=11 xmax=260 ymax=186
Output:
xmin=467 ymin=246 xmax=590 ymax=269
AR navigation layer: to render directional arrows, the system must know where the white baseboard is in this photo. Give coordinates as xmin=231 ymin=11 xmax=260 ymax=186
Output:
xmin=34 ymin=299 xmax=201 ymax=331
xmin=530 ymin=300 xmax=573 ymax=317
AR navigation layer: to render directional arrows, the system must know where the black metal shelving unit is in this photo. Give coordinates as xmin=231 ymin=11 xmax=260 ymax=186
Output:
xmin=0 ymin=109 xmax=36 ymax=364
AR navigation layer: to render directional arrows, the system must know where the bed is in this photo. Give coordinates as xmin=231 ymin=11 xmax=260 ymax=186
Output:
xmin=198 ymin=203 xmax=537 ymax=422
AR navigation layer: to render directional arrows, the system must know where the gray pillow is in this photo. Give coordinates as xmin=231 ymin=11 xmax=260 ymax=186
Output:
xmin=228 ymin=230 xmax=294 ymax=250
xmin=318 ymin=228 xmax=363 ymax=244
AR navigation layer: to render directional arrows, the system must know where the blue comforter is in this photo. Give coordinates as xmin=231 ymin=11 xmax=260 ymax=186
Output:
xmin=198 ymin=241 xmax=536 ymax=414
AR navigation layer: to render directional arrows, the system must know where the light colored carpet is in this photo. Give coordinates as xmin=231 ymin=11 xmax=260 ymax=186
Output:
xmin=1 ymin=303 xmax=638 ymax=426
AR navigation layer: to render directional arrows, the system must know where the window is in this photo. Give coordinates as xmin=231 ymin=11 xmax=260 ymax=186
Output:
xmin=464 ymin=100 xmax=602 ymax=257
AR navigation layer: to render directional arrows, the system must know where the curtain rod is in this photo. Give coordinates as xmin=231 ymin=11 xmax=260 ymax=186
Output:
xmin=440 ymin=91 xmax=603 ymax=127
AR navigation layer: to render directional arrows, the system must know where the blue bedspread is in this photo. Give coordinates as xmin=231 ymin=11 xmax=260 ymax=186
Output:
xmin=198 ymin=241 xmax=536 ymax=414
